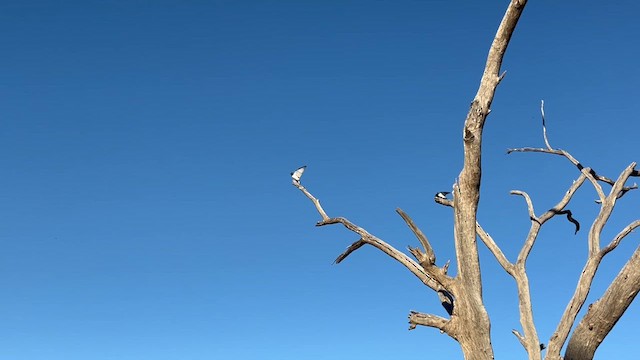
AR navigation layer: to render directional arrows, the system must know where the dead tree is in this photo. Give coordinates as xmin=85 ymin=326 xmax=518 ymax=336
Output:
xmin=291 ymin=1 xmax=639 ymax=359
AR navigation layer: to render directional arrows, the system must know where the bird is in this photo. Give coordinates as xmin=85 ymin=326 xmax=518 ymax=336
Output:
xmin=437 ymin=290 xmax=454 ymax=316
xmin=291 ymin=166 xmax=307 ymax=182
xmin=540 ymin=343 xmax=546 ymax=351
xmin=435 ymin=192 xmax=450 ymax=199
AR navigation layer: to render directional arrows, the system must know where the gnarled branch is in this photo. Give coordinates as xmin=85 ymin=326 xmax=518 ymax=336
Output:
xmin=408 ymin=310 xmax=451 ymax=335
xmin=396 ymin=208 xmax=436 ymax=265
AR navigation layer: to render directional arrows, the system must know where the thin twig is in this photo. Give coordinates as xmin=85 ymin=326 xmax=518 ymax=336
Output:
xmin=507 ymin=146 xmax=639 ymax=204
xmin=541 ymin=100 xmax=552 ymax=150
xmin=602 ymin=220 xmax=640 ymax=256
xmin=293 ymin=181 xmax=329 ymax=221
xmin=507 ymin=147 xmax=607 ymax=202
xmin=510 ymin=190 xmax=538 ymax=222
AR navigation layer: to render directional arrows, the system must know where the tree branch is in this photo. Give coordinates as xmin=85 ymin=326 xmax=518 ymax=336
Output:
xmin=293 ymin=177 xmax=446 ymax=290
xmin=475 ymin=222 xmax=512 ymax=273
xmin=496 ymin=174 xmax=586 ymax=358
xmin=602 ymin=220 xmax=640 ymax=256
xmin=317 ymin=217 xmax=446 ymax=291
xmin=334 ymin=239 xmax=367 ymax=264
xmin=510 ymin=190 xmax=538 ymax=222
xmin=514 ymin=174 xmax=587 ymax=265
xmin=588 ymin=163 xmax=637 ymax=254
xmin=293 ymin=180 xmax=329 ymax=221
xmin=396 ymin=208 xmax=436 ymax=265
xmin=507 ymin=147 xmax=606 ymax=202
xmin=546 ymin=163 xmax=638 ymax=358
xmin=507 ymin=143 xmax=639 ymax=206
xmin=293 ymin=1 xmax=529 ymax=358
xmin=565 ymin=245 xmax=640 ymax=360
xmin=512 ymin=329 xmax=527 ymax=348
xmin=408 ymin=310 xmax=451 ymax=335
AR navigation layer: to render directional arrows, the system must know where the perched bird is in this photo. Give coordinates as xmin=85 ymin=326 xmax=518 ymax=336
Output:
xmin=437 ymin=290 xmax=454 ymax=316
xmin=435 ymin=192 xmax=450 ymax=199
xmin=291 ymin=166 xmax=307 ymax=182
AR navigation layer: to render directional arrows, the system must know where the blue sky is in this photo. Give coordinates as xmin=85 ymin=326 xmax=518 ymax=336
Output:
xmin=1 ymin=1 xmax=639 ymax=359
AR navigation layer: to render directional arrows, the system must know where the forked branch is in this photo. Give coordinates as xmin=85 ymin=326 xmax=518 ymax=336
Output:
xmin=292 ymin=176 xmax=458 ymax=338
xmin=546 ymin=163 xmax=638 ymax=359
xmin=475 ymin=173 xmax=587 ymax=358
xmin=507 ymin=108 xmax=638 ymax=203
xmin=396 ymin=208 xmax=436 ymax=265
xmin=505 ymin=104 xmax=639 ymax=359
xmin=293 ymin=180 xmax=449 ymax=292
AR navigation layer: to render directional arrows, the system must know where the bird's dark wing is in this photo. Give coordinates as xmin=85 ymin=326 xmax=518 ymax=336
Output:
xmin=437 ymin=290 xmax=455 ymax=316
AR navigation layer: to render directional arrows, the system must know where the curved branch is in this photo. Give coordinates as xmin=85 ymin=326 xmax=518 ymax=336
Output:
xmin=321 ymin=212 xmax=456 ymax=289
xmin=539 ymin=173 xmax=587 ymax=223
xmin=513 ymin=174 xmax=586 ymax=265
xmin=510 ymin=190 xmax=538 ymax=222
xmin=396 ymin=208 xmax=436 ymax=265
xmin=293 ymin=181 xmax=329 ymax=221
xmin=293 ymin=177 xmax=448 ymax=290
xmin=508 ymin=148 xmax=606 ymax=202
xmin=476 ymin=222 xmax=513 ymax=273
xmin=507 ymin=147 xmax=639 ymax=206
xmin=602 ymin=220 xmax=640 ymax=256
xmin=505 ymin=175 xmax=587 ymax=358
xmin=334 ymin=239 xmax=366 ymax=264
xmin=318 ymin=217 xmax=446 ymax=291
xmin=588 ymin=163 xmax=637 ymax=254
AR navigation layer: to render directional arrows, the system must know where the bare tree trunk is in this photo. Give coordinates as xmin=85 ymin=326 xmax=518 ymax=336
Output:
xmin=451 ymin=1 xmax=527 ymax=357
xmin=292 ymin=2 xmax=536 ymax=360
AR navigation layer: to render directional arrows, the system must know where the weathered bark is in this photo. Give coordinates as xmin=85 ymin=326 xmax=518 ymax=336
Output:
xmin=451 ymin=1 xmax=527 ymax=357
xmin=564 ymin=236 xmax=640 ymax=360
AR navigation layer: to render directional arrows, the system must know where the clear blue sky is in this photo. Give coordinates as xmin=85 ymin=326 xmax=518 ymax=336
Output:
xmin=1 ymin=1 xmax=639 ymax=359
